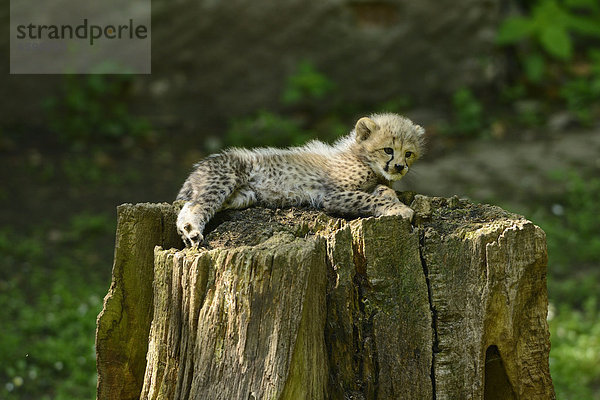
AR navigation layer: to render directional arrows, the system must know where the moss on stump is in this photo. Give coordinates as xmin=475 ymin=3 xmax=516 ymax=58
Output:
xmin=96 ymin=195 xmax=555 ymax=399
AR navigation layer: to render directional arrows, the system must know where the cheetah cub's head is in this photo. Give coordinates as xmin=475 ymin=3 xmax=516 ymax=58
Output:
xmin=354 ymin=113 xmax=425 ymax=182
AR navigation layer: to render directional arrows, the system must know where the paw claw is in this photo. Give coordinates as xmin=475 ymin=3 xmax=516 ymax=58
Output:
xmin=179 ymin=231 xmax=204 ymax=248
xmin=188 ymin=231 xmax=204 ymax=247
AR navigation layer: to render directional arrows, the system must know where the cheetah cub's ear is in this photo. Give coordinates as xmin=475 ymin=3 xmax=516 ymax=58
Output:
xmin=355 ymin=117 xmax=379 ymax=142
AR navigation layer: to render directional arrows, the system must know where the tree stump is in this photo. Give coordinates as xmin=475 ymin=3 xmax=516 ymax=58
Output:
xmin=96 ymin=195 xmax=555 ymax=399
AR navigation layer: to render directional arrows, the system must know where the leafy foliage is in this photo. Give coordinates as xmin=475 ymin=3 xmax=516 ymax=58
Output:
xmin=496 ymin=0 xmax=600 ymax=125
xmin=226 ymin=61 xmax=344 ymax=148
xmin=375 ymin=96 xmax=413 ymax=115
xmin=497 ymin=0 xmax=600 ymax=61
xmin=225 ymin=110 xmax=310 ymax=148
xmin=281 ymin=61 xmax=336 ymax=107
xmin=538 ymin=171 xmax=600 ymax=270
xmin=44 ymin=75 xmax=152 ymax=150
xmin=560 ymin=50 xmax=600 ymax=126
xmin=524 ymin=170 xmax=600 ymax=313
xmin=441 ymin=88 xmax=487 ymax=137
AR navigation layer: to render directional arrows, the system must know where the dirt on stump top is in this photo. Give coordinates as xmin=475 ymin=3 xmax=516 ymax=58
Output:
xmin=177 ymin=192 xmax=524 ymax=251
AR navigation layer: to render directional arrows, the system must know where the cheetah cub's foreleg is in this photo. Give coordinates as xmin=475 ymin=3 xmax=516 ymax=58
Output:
xmin=322 ymin=186 xmax=414 ymax=221
xmin=370 ymin=184 xmax=414 ymax=219
xmin=372 ymin=184 xmax=399 ymax=201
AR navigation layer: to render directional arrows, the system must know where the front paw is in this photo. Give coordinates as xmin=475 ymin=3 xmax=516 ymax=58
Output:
xmin=382 ymin=204 xmax=414 ymax=221
xmin=177 ymin=203 xmax=206 ymax=248
xmin=177 ymin=223 xmax=204 ymax=248
xmin=372 ymin=185 xmax=400 ymax=202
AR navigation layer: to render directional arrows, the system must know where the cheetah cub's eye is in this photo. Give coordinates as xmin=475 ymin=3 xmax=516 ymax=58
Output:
xmin=383 ymin=148 xmax=394 ymax=155
xmin=405 ymin=151 xmax=413 ymax=158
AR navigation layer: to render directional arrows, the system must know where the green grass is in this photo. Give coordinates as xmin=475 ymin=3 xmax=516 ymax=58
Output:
xmin=0 ymin=214 xmax=114 ymax=400
xmin=549 ymin=299 xmax=600 ymax=399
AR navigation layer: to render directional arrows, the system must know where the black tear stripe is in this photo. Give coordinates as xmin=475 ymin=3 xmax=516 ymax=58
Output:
xmin=384 ymin=153 xmax=394 ymax=172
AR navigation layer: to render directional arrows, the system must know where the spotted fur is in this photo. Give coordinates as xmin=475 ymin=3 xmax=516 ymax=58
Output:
xmin=176 ymin=113 xmax=425 ymax=247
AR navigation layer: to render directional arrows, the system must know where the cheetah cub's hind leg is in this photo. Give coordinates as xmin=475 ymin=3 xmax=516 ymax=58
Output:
xmin=222 ymin=185 xmax=257 ymax=209
xmin=177 ymin=186 xmax=257 ymax=248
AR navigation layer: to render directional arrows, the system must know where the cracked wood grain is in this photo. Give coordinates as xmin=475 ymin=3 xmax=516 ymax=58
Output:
xmin=96 ymin=196 xmax=555 ymax=400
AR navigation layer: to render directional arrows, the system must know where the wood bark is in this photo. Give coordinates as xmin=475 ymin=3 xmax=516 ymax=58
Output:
xmin=95 ymin=203 xmax=181 ymax=400
xmin=96 ymin=195 xmax=555 ymax=399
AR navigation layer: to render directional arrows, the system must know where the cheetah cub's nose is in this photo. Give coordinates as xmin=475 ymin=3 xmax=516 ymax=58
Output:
xmin=395 ymin=164 xmax=405 ymax=172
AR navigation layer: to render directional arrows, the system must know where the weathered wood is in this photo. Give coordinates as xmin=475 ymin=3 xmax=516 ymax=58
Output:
xmin=326 ymin=216 xmax=433 ymax=399
xmin=414 ymin=195 xmax=554 ymax=399
xmin=142 ymin=233 xmax=329 ymax=400
xmin=95 ymin=203 xmax=182 ymax=400
xmin=96 ymin=196 xmax=555 ymax=399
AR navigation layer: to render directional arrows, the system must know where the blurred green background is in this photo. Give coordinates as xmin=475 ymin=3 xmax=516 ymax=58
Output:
xmin=1 ymin=0 xmax=599 ymax=398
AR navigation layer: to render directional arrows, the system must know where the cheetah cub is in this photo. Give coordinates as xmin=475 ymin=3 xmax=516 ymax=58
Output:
xmin=176 ymin=113 xmax=425 ymax=247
